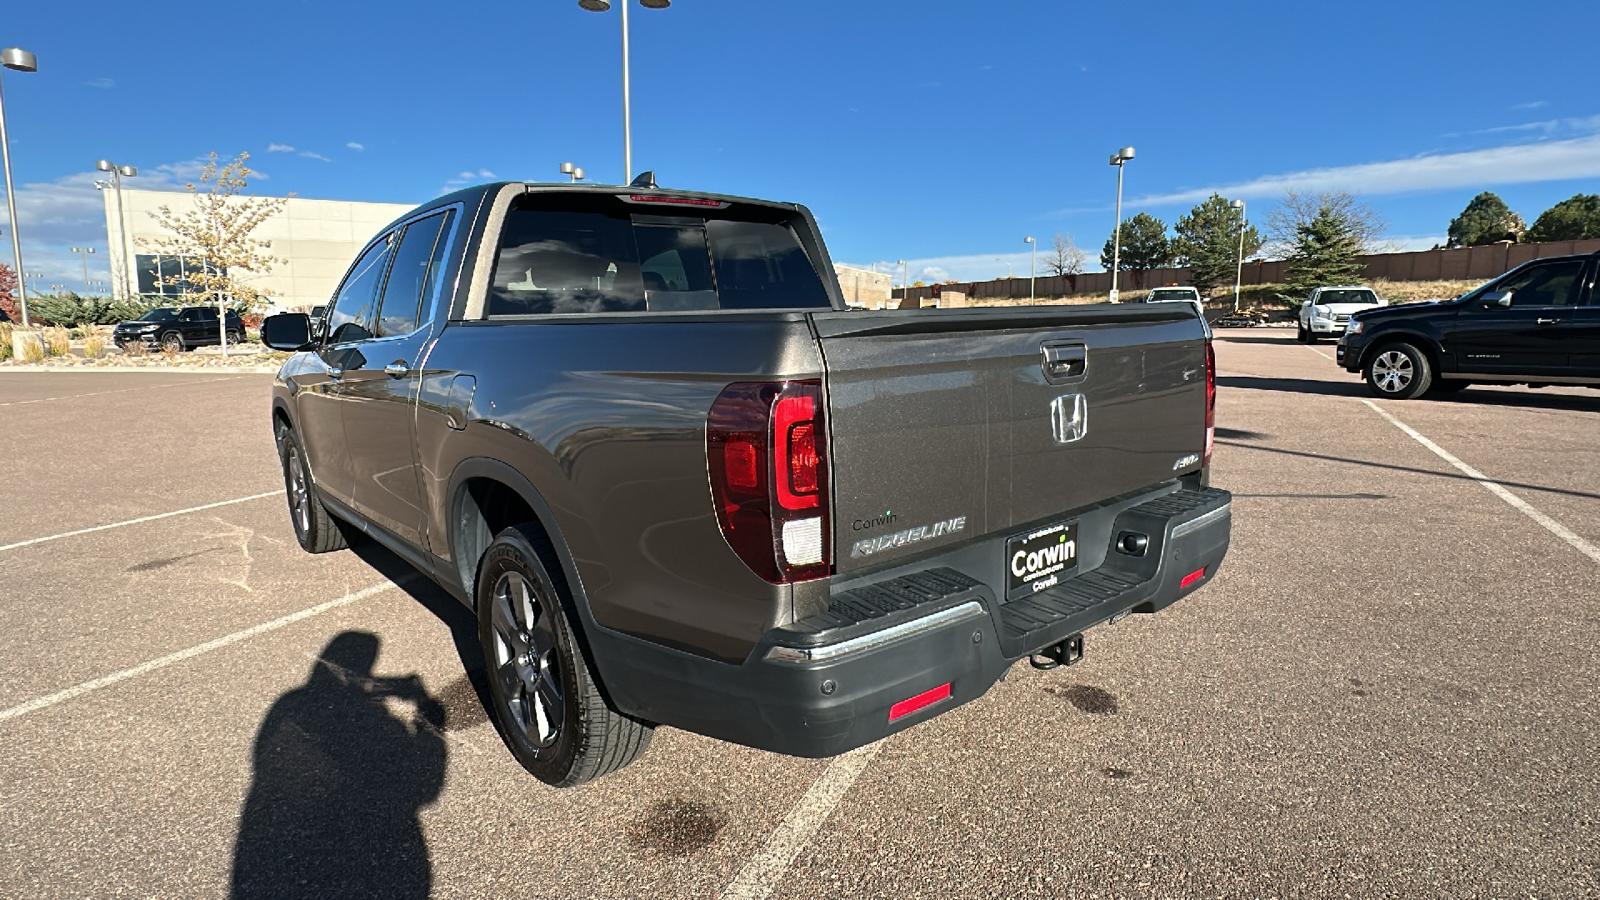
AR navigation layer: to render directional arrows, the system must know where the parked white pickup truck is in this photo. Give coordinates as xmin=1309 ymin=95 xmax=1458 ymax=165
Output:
xmin=1297 ymin=286 xmax=1385 ymax=343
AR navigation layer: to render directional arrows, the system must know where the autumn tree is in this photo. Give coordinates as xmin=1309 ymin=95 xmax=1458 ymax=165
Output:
xmin=1525 ymin=193 xmax=1600 ymax=242
xmin=0 ymin=261 xmax=18 ymax=323
xmin=141 ymin=152 xmax=290 ymax=355
xmin=1447 ymin=192 xmax=1525 ymax=247
xmin=1172 ymin=194 xmax=1263 ymax=296
xmin=1265 ymin=190 xmax=1388 ymax=256
xmin=1100 ymin=213 xmax=1172 ymax=289
xmin=1042 ymin=233 xmax=1088 ymax=289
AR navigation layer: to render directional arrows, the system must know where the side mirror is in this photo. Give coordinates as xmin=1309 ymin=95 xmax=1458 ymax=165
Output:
xmin=261 ymin=313 xmax=314 ymax=351
xmin=1481 ymin=291 xmax=1512 ymax=308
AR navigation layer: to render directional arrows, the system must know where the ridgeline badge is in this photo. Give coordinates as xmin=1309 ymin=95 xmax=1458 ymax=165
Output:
xmin=850 ymin=515 xmax=967 ymax=558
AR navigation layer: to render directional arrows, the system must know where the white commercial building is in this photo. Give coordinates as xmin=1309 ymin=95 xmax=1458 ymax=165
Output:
xmin=102 ymin=188 xmax=414 ymax=312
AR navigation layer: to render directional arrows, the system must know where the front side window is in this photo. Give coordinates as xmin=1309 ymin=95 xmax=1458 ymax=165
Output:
xmin=327 ymin=234 xmax=394 ymax=343
xmin=1493 ymin=261 xmax=1586 ymax=308
xmin=374 ymin=211 xmax=455 ymax=338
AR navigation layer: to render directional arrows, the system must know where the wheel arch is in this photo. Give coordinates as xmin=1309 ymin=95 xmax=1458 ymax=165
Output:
xmin=1359 ymin=330 xmax=1441 ymax=375
xmin=446 ymin=458 xmax=586 ymax=619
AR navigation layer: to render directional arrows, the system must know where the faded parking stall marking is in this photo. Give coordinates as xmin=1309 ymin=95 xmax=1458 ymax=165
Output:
xmin=0 ymin=490 xmax=282 ymax=553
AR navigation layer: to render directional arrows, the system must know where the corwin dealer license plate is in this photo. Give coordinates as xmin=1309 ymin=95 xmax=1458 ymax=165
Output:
xmin=1005 ymin=520 xmax=1079 ymax=599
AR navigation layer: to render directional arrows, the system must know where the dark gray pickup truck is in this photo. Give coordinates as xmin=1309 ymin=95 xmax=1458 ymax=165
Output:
xmin=261 ymin=180 xmax=1232 ymax=787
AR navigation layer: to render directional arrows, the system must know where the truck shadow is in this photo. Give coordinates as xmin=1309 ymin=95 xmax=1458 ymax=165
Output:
xmin=1219 ymin=374 xmax=1600 ymax=413
xmin=230 ymin=631 xmax=447 ymax=900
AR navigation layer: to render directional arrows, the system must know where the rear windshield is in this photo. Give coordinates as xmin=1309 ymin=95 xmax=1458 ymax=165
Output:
xmin=487 ymin=194 xmax=832 ymax=316
xmin=1146 ymin=289 xmax=1196 ymax=301
xmin=1316 ymin=289 xmax=1379 ymax=305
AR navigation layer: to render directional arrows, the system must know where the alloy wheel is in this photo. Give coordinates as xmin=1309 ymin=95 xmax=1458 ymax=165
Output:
xmin=490 ymin=570 xmax=564 ymax=749
xmin=287 ymin=447 xmax=312 ymax=536
xmin=1371 ymin=350 xmax=1413 ymax=394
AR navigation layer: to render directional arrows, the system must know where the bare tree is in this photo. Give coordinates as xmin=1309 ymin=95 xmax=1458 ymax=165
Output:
xmin=1263 ymin=190 xmax=1391 ymax=257
xmin=1043 ymin=232 xmax=1088 ymax=287
xmin=141 ymin=152 xmax=291 ymax=356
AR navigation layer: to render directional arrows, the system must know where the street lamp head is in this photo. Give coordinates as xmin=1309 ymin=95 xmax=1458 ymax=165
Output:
xmin=640 ymin=0 xmax=672 ymax=7
xmin=896 ymin=259 xmax=906 ymax=265
xmin=1023 ymin=236 xmax=1035 ymax=244
xmin=1117 ymin=147 xmax=1135 ymax=160
xmin=1231 ymin=199 xmax=1245 ymax=209
xmin=95 ymin=160 xmax=114 ymax=172
xmin=560 ymin=161 xmax=575 ymax=175
xmin=118 ymin=165 xmax=137 ymax=178
xmin=1 ymin=48 xmax=38 ymax=73
xmin=572 ymin=167 xmax=585 ymax=181
xmin=578 ymin=0 xmax=610 ymax=10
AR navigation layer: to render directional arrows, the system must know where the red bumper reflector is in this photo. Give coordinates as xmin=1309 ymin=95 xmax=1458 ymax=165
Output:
xmin=1180 ymin=567 xmax=1207 ymax=589
xmin=889 ymin=683 xmax=952 ymax=721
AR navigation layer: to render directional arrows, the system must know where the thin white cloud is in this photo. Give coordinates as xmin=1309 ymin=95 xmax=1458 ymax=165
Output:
xmin=1119 ymin=131 xmax=1600 ymax=209
xmin=85 ymin=77 xmax=114 ymax=89
xmin=439 ymin=169 xmax=498 ymax=195
xmin=299 ymin=151 xmax=332 ymax=162
xmin=478 ymin=169 xmax=496 ymax=178
xmin=346 ymin=142 xmax=365 ymax=152
xmin=267 ymin=143 xmax=295 ymax=153
xmin=1512 ymin=100 xmax=1549 ymax=110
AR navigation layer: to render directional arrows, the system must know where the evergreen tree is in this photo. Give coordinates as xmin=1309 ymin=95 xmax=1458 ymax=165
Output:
xmin=1447 ymin=192 xmax=1525 ymax=247
xmin=1100 ymin=213 xmax=1172 ymax=289
xmin=1525 ymin=193 xmax=1600 ymax=242
xmin=1172 ymin=194 xmax=1263 ymax=295
xmin=1283 ymin=206 xmax=1365 ymax=296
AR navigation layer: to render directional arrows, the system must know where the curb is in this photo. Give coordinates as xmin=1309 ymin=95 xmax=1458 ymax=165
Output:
xmin=0 ymin=365 xmax=278 ymax=375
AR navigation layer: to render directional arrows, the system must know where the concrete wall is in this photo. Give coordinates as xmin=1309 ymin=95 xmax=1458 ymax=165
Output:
xmin=833 ymin=264 xmax=894 ymax=308
xmin=105 ymin=188 xmax=415 ymax=311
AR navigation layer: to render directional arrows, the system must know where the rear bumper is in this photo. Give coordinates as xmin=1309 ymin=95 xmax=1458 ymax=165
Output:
xmin=594 ymin=485 xmax=1231 ymax=758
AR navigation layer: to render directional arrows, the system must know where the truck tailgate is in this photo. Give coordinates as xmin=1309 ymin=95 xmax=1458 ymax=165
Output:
xmin=813 ymin=305 xmax=1207 ymax=574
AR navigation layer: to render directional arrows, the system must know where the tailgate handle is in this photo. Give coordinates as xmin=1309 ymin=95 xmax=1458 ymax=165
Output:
xmin=1041 ymin=342 xmax=1087 ymax=380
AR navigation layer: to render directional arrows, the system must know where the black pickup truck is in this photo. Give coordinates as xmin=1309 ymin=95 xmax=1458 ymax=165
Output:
xmin=261 ymin=180 xmax=1231 ymax=786
xmin=1338 ymin=252 xmax=1600 ymax=398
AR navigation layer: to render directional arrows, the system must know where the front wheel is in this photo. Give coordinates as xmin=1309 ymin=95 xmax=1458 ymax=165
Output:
xmin=275 ymin=422 xmax=353 ymax=553
xmin=478 ymin=524 xmax=653 ymax=787
xmin=1296 ymin=324 xmax=1309 ymax=343
xmin=1364 ymin=343 xmax=1433 ymax=399
xmin=160 ymin=332 xmax=185 ymax=353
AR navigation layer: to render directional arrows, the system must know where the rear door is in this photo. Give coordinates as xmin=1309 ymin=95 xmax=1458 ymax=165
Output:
xmin=1568 ymin=261 xmax=1600 ymax=378
xmin=813 ymin=306 xmax=1208 ymax=574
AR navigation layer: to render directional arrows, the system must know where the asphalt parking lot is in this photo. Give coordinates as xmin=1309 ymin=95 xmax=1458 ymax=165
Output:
xmin=2 ymin=332 xmax=1598 ymax=899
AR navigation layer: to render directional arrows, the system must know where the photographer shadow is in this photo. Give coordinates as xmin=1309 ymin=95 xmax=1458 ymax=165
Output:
xmin=231 ymin=631 xmax=445 ymax=899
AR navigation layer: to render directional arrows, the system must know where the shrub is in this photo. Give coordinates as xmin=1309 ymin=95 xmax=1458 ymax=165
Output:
xmin=21 ymin=332 xmax=44 ymax=363
xmin=83 ymin=327 xmax=108 ymax=359
xmin=0 ymin=322 xmax=12 ymax=361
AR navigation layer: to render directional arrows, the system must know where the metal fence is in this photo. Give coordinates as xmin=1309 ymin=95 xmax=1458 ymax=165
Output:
xmin=892 ymin=238 xmax=1600 ymax=306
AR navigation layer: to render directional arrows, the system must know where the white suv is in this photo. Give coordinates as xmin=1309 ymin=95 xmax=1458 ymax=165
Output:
xmin=1298 ymin=286 xmax=1384 ymax=343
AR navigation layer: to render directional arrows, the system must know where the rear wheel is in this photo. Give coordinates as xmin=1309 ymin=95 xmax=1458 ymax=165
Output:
xmin=477 ymin=524 xmax=653 ymax=787
xmin=226 ymin=328 xmax=243 ymax=346
xmin=275 ymin=422 xmax=352 ymax=553
xmin=1364 ymin=343 xmax=1433 ymax=399
xmin=160 ymin=331 xmax=184 ymax=353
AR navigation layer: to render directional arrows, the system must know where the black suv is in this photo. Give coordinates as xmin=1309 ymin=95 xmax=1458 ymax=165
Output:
xmin=112 ymin=306 xmax=246 ymax=352
xmin=1338 ymin=253 xmax=1600 ymax=398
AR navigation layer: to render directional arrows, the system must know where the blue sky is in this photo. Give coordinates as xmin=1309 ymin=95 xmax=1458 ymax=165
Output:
xmin=2 ymin=0 xmax=1597 ymax=290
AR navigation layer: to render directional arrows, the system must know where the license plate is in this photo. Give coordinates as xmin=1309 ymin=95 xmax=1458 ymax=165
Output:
xmin=1005 ymin=520 xmax=1079 ymax=599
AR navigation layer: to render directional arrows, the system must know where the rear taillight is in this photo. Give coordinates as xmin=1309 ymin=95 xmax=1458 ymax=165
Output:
xmin=1203 ymin=340 xmax=1216 ymax=468
xmin=707 ymin=381 xmax=831 ymax=583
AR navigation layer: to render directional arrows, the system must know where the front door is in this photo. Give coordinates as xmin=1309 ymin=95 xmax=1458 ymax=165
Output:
xmin=1445 ymin=259 xmax=1587 ymax=376
xmin=294 ymin=233 xmax=394 ymax=508
xmin=341 ymin=210 xmax=457 ymax=546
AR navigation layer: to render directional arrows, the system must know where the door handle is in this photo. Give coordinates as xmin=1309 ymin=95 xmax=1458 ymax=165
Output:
xmin=1536 ymin=317 xmax=1560 ymax=325
xmin=1041 ymin=341 xmax=1088 ymax=381
xmin=384 ymin=362 xmax=410 ymax=379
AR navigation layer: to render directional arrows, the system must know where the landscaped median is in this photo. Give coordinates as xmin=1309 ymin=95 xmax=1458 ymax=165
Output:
xmin=2 ymin=322 xmax=287 ymax=372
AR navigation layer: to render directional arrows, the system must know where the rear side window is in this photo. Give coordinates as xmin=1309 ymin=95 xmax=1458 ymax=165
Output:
xmin=487 ymin=194 xmax=831 ymax=316
xmin=374 ymin=210 xmax=455 ymax=338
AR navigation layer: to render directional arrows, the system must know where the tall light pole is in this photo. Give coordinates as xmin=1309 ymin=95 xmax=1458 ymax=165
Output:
xmin=996 ymin=257 xmax=1012 ymax=279
xmin=897 ymin=259 xmax=908 ymax=307
xmin=95 ymin=160 xmax=138 ymax=300
xmin=1023 ymin=236 xmax=1036 ymax=303
xmin=579 ymin=0 xmax=672 ymax=184
xmin=1108 ymin=146 xmax=1135 ymax=303
xmin=1230 ymin=199 xmax=1247 ymax=313
xmin=1 ymin=46 xmax=39 ymax=326
xmin=71 ymin=246 xmax=96 ymax=293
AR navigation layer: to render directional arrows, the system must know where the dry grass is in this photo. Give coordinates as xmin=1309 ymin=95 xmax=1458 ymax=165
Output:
xmin=83 ymin=328 xmax=109 ymax=359
xmin=1367 ymin=278 xmax=1483 ymax=304
xmin=20 ymin=332 xmax=45 ymax=363
xmin=44 ymin=327 xmax=71 ymax=357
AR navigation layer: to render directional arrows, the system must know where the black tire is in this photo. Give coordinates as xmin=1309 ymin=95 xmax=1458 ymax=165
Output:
xmin=1296 ymin=324 xmax=1309 ymax=343
xmin=226 ymin=329 xmax=243 ymax=346
xmin=275 ymin=422 xmax=351 ymax=553
xmin=160 ymin=331 xmax=185 ymax=353
xmin=1364 ymin=342 xmax=1433 ymax=399
xmin=477 ymin=524 xmax=653 ymax=787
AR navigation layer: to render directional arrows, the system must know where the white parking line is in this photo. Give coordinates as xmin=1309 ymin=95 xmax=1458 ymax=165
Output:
xmin=0 ymin=375 xmax=249 ymax=407
xmin=721 ymin=742 xmax=884 ymax=900
xmin=0 ymin=577 xmax=412 ymax=725
xmin=0 ymin=491 xmax=282 ymax=553
xmin=1362 ymin=399 xmax=1600 ymax=566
